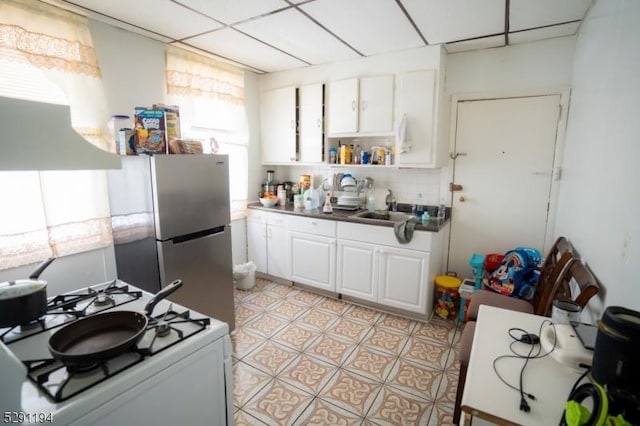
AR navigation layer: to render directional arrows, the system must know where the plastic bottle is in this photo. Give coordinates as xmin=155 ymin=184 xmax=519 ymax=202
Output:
xmin=437 ymin=203 xmax=446 ymax=221
xmin=329 ymin=147 xmax=337 ymax=164
xmin=354 ymin=144 xmax=361 ymax=165
xmin=412 ymin=193 xmax=424 ymax=218
xmin=421 ymin=210 xmax=430 ymax=225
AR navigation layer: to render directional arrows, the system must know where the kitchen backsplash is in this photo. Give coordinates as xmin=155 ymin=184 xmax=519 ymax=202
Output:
xmin=273 ymin=165 xmax=442 ymax=205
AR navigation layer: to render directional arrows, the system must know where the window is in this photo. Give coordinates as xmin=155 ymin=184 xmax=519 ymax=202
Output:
xmin=165 ymin=47 xmax=249 ymax=220
xmin=0 ymin=0 xmax=112 ymax=270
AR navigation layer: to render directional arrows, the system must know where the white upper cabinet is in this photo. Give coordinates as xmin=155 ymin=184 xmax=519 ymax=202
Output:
xmin=328 ymin=75 xmax=394 ymax=136
xmin=261 ymin=86 xmax=297 ymax=164
xmin=395 ymin=70 xmax=437 ymax=167
xmin=298 ymin=83 xmax=324 ymax=163
xmin=359 ymin=75 xmax=394 ymax=133
xmin=327 ymin=78 xmax=359 ymax=134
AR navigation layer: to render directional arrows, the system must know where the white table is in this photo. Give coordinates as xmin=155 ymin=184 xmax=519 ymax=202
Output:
xmin=461 ymin=305 xmax=584 ymax=425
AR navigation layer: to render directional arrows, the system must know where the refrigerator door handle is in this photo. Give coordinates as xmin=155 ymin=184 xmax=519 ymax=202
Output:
xmin=172 ymin=225 xmax=226 ymax=244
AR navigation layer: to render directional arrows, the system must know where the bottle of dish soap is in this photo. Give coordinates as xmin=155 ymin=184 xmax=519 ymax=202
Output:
xmin=412 ymin=193 xmax=424 ymax=219
xmin=323 ymin=191 xmax=333 ymax=214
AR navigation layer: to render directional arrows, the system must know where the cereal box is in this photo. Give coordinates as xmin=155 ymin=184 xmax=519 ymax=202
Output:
xmin=134 ymin=108 xmax=167 ymax=154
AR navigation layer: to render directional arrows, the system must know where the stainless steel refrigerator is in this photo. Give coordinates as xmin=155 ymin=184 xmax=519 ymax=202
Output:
xmin=107 ymin=154 xmax=235 ymax=330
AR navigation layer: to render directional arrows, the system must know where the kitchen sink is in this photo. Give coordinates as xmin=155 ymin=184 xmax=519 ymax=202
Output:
xmin=349 ymin=210 xmax=414 ymax=223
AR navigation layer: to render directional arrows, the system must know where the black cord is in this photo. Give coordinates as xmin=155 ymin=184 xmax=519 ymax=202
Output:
xmin=492 ymin=320 xmax=558 ymax=412
xmin=558 ymin=367 xmax=593 ymax=426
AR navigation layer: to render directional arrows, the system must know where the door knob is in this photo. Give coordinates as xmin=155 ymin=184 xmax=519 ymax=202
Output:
xmin=459 ymin=195 xmax=466 ymax=202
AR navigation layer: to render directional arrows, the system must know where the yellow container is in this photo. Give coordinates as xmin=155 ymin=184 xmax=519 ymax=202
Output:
xmin=340 ymin=145 xmax=352 ymax=165
xmin=434 ymin=275 xmax=462 ymax=320
xmin=299 ymin=174 xmax=311 ymax=191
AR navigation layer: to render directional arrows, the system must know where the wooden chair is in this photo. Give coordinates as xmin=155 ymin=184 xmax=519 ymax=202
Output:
xmin=453 ymin=236 xmax=574 ymax=425
xmin=540 ymin=258 xmax=600 ymax=317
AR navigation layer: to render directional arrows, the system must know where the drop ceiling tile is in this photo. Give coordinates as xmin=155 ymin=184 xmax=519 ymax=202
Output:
xmin=185 ymin=28 xmax=307 ymax=73
xmin=235 ymin=8 xmax=359 ymax=65
xmin=401 ymin=0 xmax=505 ymax=44
xmin=300 ymin=0 xmax=424 ymax=56
xmin=179 ymin=0 xmax=290 ymax=25
xmin=509 ymin=22 xmax=580 ymax=45
xmin=510 ymin=0 xmax=591 ymax=31
xmin=444 ymin=35 xmax=505 ymax=54
xmin=68 ymin=0 xmax=222 ymax=40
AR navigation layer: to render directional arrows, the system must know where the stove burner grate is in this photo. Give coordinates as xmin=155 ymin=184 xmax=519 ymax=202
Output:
xmin=0 ymin=281 xmax=142 ymax=345
xmin=22 ymin=306 xmax=210 ymax=402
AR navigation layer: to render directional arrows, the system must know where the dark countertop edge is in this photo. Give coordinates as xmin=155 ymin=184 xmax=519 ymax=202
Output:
xmin=247 ymin=202 xmax=449 ymax=233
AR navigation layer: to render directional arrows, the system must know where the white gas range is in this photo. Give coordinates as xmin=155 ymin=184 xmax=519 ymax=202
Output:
xmin=0 ymin=280 xmax=233 ymax=426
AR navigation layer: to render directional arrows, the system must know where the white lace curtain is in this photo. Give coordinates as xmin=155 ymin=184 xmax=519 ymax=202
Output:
xmin=0 ymin=0 xmax=112 ymax=270
xmin=166 ymin=47 xmax=249 ymax=220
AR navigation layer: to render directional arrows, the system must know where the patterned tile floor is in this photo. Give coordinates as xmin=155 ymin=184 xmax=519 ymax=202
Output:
xmin=232 ymin=278 xmax=462 ymax=426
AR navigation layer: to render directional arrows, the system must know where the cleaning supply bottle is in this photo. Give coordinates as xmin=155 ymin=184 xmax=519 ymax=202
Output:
xmin=421 ymin=210 xmax=430 ymax=225
xmin=412 ymin=193 xmax=424 ymax=218
xmin=437 ymin=203 xmax=446 ymax=221
xmin=323 ymin=191 xmax=333 ymax=213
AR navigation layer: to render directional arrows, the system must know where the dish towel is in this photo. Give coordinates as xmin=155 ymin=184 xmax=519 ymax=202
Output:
xmin=394 ymin=217 xmax=419 ymax=244
xmin=396 ymin=114 xmax=410 ymax=153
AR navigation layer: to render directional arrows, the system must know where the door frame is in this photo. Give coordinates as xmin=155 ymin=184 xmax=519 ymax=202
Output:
xmin=444 ymin=87 xmax=571 ymax=270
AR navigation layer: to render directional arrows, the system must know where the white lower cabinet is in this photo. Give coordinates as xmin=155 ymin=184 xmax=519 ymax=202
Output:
xmin=336 ymin=240 xmax=377 ymax=302
xmin=378 ymin=246 xmax=430 ymax=314
xmin=247 ymin=210 xmax=289 ymax=279
xmin=288 ymin=216 xmax=336 ymax=292
xmin=337 ymin=222 xmax=441 ymax=317
xmin=247 ymin=209 xmax=444 ymax=317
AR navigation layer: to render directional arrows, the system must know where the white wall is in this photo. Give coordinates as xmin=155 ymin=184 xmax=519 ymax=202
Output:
xmin=554 ymin=0 xmax=640 ymax=317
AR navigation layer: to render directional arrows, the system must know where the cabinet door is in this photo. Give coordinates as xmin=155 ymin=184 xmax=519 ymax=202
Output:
xmin=267 ymin=224 xmax=289 ymax=279
xmin=395 ymin=70 xmax=436 ymax=166
xmin=378 ymin=247 xmax=430 ymax=315
xmin=261 ymin=86 xmax=296 ymax=163
xmin=359 ymin=75 xmax=394 ymax=133
xmin=289 ymin=232 xmax=336 ymax=291
xmin=247 ymin=221 xmax=267 ymax=274
xmin=328 ymin=78 xmax=358 ymax=134
xmin=299 ymin=83 xmax=324 ymax=163
xmin=336 ymin=239 xmax=378 ymax=302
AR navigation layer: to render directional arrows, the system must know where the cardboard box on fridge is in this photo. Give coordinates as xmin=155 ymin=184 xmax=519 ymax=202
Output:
xmin=152 ymin=104 xmax=181 ymax=142
xmin=134 ymin=107 xmax=167 ymax=154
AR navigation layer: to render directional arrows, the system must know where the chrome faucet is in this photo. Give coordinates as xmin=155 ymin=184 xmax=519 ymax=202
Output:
xmin=385 ymin=189 xmax=397 ymax=211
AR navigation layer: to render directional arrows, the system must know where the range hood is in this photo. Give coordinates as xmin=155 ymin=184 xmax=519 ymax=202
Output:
xmin=0 ymin=96 xmax=121 ymax=170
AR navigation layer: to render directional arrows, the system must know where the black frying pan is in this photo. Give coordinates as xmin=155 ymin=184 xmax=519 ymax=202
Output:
xmin=48 ymin=280 xmax=182 ymax=368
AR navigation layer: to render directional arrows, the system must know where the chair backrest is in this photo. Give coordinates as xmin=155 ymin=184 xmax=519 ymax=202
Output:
xmin=533 ymin=236 xmax=575 ymax=315
xmin=542 ymin=258 xmax=600 ymax=317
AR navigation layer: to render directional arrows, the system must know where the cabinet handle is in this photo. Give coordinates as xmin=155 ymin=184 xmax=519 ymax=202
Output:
xmin=291 ymin=120 xmax=295 ymax=129
xmin=310 ymin=221 xmax=317 ymax=226
xmin=361 ymin=100 xmax=367 ymax=111
xmin=317 ymin=118 xmax=321 ymax=128
xmin=351 ymin=100 xmax=356 ymax=111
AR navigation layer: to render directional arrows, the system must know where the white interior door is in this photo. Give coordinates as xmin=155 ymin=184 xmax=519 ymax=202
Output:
xmin=448 ymin=95 xmax=561 ymax=277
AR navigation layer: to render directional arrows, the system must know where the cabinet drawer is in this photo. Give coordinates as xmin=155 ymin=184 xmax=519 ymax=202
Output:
xmin=267 ymin=211 xmax=287 ymax=227
xmin=337 ymin=222 xmax=432 ymax=251
xmin=288 ymin=215 xmax=336 ymax=237
xmin=247 ymin=209 xmax=267 ymax=224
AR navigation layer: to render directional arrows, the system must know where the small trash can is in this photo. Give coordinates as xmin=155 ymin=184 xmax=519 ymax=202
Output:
xmin=233 ymin=261 xmax=256 ymax=290
xmin=434 ymin=275 xmax=462 ymax=320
